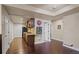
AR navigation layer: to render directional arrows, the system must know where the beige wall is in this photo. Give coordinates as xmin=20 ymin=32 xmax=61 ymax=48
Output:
xmin=52 ymin=12 xmax=79 ymax=51
xmin=0 ymin=5 xmax=2 ymax=34
xmin=52 ymin=12 xmax=79 ymax=50
xmin=63 ymin=12 xmax=79 ymax=50
xmin=52 ymin=19 xmax=63 ymax=41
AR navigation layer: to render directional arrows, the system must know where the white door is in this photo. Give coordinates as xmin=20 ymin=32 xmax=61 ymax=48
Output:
xmin=8 ymin=20 xmax=13 ymax=43
xmin=2 ymin=16 xmax=10 ymax=53
xmin=43 ymin=22 xmax=50 ymax=41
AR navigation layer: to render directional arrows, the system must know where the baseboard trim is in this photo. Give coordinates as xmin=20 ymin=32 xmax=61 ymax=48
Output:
xmin=51 ymin=38 xmax=63 ymax=42
xmin=63 ymin=44 xmax=79 ymax=52
xmin=35 ymin=40 xmax=51 ymax=44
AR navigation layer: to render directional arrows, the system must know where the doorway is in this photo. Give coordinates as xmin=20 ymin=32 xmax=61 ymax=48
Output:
xmin=43 ymin=21 xmax=51 ymax=42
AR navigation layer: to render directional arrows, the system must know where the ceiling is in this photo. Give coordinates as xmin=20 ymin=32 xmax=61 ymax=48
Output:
xmin=3 ymin=4 xmax=79 ymax=24
xmin=28 ymin=4 xmax=69 ymax=12
xmin=5 ymin=5 xmax=53 ymax=20
xmin=10 ymin=15 xmax=24 ymax=24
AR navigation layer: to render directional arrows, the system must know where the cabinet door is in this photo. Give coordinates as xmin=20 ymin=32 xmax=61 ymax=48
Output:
xmin=0 ymin=35 xmax=2 ymax=54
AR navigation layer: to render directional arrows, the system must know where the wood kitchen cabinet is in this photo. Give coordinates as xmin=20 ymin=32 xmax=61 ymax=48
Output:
xmin=22 ymin=18 xmax=35 ymax=48
xmin=0 ymin=34 xmax=2 ymax=54
xmin=23 ymin=32 xmax=35 ymax=48
xmin=27 ymin=35 xmax=35 ymax=48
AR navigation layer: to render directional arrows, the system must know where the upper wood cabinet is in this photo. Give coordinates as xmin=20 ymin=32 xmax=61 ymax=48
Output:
xmin=27 ymin=18 xmax=36 ymax=35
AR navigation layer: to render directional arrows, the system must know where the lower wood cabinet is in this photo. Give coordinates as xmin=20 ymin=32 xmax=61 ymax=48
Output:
xmin=0 ymin=34 xmax=2 ymax=54
xmin=27 ymin=35 xmax=35 ymax=48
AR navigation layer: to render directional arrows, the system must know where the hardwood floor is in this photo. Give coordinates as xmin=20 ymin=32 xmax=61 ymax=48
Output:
xmin=7 ymin=37 xmax=34 ymax=54
xmin=35 ymin=40 xmax=63 ymax=54
xmin=6 ymin=38 xmax=79 ymax=54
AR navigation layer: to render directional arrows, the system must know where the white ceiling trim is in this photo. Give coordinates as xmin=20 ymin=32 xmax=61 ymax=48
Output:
xmin=4 ymin=4 xmax=79 ymax=17
xmin=55 ymin=5 xmax=79 ymax=16
xmin=5 ymin=4 xmax=55 ymax=16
